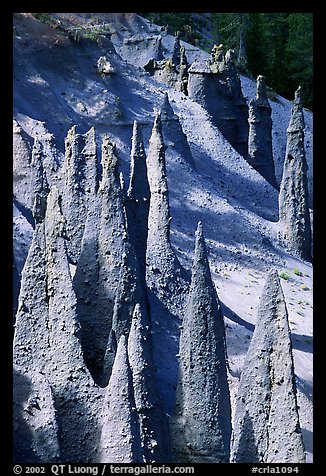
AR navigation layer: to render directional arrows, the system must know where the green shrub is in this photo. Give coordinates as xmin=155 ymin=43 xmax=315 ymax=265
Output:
xmin=32 ymin=13 xmax=52 ymax=24
xmin=279 ymin=271 xmax=290 ymax=281
xmin=293 ymin=268 xmax=303 ymax=276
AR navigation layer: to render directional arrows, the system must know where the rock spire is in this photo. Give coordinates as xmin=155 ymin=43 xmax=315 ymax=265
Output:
xmin=171 ymin=222 xmax=232 ymax=463
xmin=126 ymin=120 xmax=151 ymax=280
xmin=99 ymin=304 xmax=172 ymax=463
xmin=72 ymin=133 xmax=147 ymax=386
xmin=97 ymin=335 xmax=143 ymax=463
xmin=278 ymin=86 xmax=312 ymax=260
xmin=128 ymin=304 xmax=172 ymax=462
xmin=247 ymin=75 xmax=277 ymax=187
xmin=62 ymin=126 xmax=98 ymax=263
xmin=145 ymin=112 xmax=190 ymax=415
xmin=13 ymin=366 xmax=60 ymax=463
xmin=188 ymin=46 xmax=248 ymax=156
xmin=14 ymin=186 xmax=99 ymax=462
xmin=230 ymin=269 xmax=306 ymax=463
xmin=160 ymin=93 xmax=195 ymax=169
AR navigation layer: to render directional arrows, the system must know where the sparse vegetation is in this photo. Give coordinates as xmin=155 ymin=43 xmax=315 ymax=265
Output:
xmin=32 ymin=13 xmax=52 ymax=24
xmin=279 ymin=271 xmax=290 ymax=281
xmin=293 ymin=268 xmax=303 ymax=276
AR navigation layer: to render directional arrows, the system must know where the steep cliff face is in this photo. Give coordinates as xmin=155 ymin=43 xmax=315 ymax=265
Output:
xmin=13 ymin=12 xmax=313 ymax=464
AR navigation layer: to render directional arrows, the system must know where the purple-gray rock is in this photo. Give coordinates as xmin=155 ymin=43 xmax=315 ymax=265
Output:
xmin=73 ymin=134 xmax=146 ymax=386
xmin=188 ymin=46 xmax=248 ymax=157
xmin=247 ymin=76 xmax=277 ymax=187
xmin=128 ymin=303 xmax=172 ymax=462
xmin=171 ymin=222 xmax=232 ymax=463
xmin=14 ymin=186 xmax=100 ymax=463
xmin=61 ymin=126 xmax=98 ymax=263
xmin=230 ymin=268 xmax=306 ymax=463
xmin=97 ymin=335 xmax=143 ymax=463
xmin=144 ymin=34 xmax=189 ymax=95
xmin=126 ymin=120 xmax=151 ymax=280
xmin=13 ymin=119 xmax=34 ymax=210
xmin=13 ymin=365 xmax=60 ymax=463
xmin=145 ymin=112 xmax=190 ymax=414
xmin=160 ymin=93 xmax=195 ymax=169
xmin=146 ymin=112 xmax=189 ymax=305
xmin=278 ymin=86 xmax=312 ymax=260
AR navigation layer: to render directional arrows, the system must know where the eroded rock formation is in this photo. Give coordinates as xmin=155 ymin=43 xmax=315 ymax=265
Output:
xmin=144 ymin=33 xmax=189 ymax=95
xmin=247 ymin=75 xmax=277 ymax=187
xmin=126 ymin=120 xmax=151 ymax=281
xmin=98 ymin=304 xmax=171 ymax=463
xmin=160 ymin=92 xmax=195 ymax=169
xmin=13 ymin=366 xmax=60 ymax=463
xmin=62 ymin=126 xmax=98 ymax=263
xmin=128 ymin=304 xmax=172 ymax=462
xmin=171 ymin=222 xmax=232 ymax=463
xmin=278 ymin=86 xmax=312 ymax=260
xmin=146 ymin=112 xmax=189 ymax=297
xmin=188 ymin=45 xmax=248 ymax=156
xmin=73 ymin=135 xmax=145 ymax=386
xmin=97 ymin=335 xmax=142 ymax=463
xmin=230 ymin=268 xmax=306 ymax=463
xmin=14 ymin=186 xmax=99 ymax=462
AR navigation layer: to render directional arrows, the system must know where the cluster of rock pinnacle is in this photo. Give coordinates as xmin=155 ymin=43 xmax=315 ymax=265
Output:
xmin=145 ymin=39 xmax=311 ymax=260
xmin=13 ymin=41 xmax=310 ymax=463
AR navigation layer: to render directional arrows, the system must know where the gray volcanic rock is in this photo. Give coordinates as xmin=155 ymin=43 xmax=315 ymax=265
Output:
xmin=171 ymin=222 xmax=232 ymax=463
xmin=230 ymin=268 xmax=306 ymax=463
xmin=160 ymin=93 xmax=196 ymax=169
xmin=13 ymin=365 xmax=60 ymax=463
xmin=74 ymin=136 xmax=127 ymax=383
xmin=145 ymin=34 xmax=189 ymax=95
xmin=247 ymin=76 xmax=277 ymax=187
xmin=97 ymin=335 xmax=142 ymax=463
xmin=146 ymin=112 xmax=189 ymax=306
xmin=61 ymin=126 xmax=98 ymax=263
xmin=145 ymin=112 xmax=190 ymax=415
xmin=188 ymin=46 xmax=248 ymax=156
xmin=126 ymin=120 xmax=151 ymax=281
xmin=176 ymin=45 xmax=189 ymax=95
xmin=99 ymin=303 xmax=173 ymax=463
xmin=128 ymin=304 xmax=172 ymax=462
xmin=40 ymin=186 xmax=100 ymax=462
xmin=278 ymin=86 xmax=312 ymax=260
xmin=31 ymin=139 xmax=49 ymax=223
xmin=13 ymin=212 xmax=50 ymax=375
xmin=14 ymin=185 xmax=100 ymax=463
xmin=13 ymin=119 xmax=34 ymax=210
xmin=73 ymin=133 xmax=146 ymax=386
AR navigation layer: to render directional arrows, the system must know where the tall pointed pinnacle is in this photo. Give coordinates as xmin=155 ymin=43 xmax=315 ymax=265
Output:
xmin=247 ymin=75 xmax=277 ymax=187
xmin=128 ymin=304 xmax=172 ymax=462
xmin=146 ymin=111 xmax=172 ymax=248
xmin=100 ymin=134 xmax=120 ymax=191
xmin=278 ymin=86 xmax=311 ymax=261
xmin=172 ymin=32 xmax=181 ymax=66
xmin=31 ymin=138 xmax=49 ymax=224
xmin=171 ymin=222 xmax=232 ymax=463
xmin=125 ymin=121 xmax=150 ymax=284
xmin=230 ymin=269 xmax=306 ymax=463
xmin=13 ymin=366 xmax=60 ymax=463
xmin=127 ymin=121 xmax=150 ymax=201
xmin=97 ymin=335 xmax=143 ymax=463
xmin=159 ymin=92 xmax=195 ymax=171
xmin=62 ymin=125 xmax=98 ymax=263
